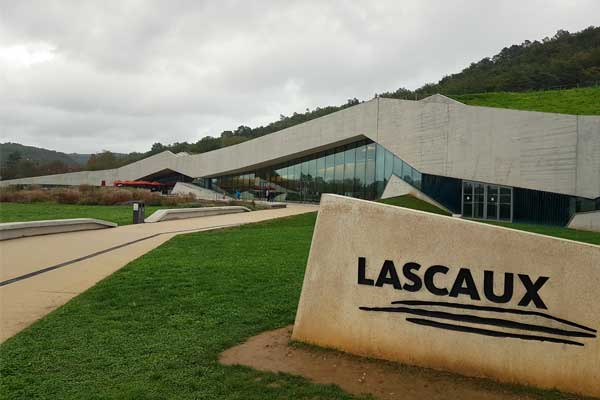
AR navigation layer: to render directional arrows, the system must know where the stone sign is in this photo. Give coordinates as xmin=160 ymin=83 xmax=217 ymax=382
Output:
xmin=292 ymin=194 xmax=600 ymax=397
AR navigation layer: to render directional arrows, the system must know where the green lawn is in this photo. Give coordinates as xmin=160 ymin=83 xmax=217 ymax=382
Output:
xmin=1 ymin=213 xmax=350 ymax=399
xmin=0 ymin=202 xmax=186 ymax=226
xmin=483 ymin=221 xmax=600 ymax=246
xmin=451 ymin=87 xmax=600 ymax=115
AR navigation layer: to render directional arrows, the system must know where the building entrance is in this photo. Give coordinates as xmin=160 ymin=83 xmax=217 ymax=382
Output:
xmin=462 ymin=180 xmax=512 ymax=222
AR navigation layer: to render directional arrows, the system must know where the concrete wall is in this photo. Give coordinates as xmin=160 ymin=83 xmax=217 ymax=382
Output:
xmin=292 ymin=195 xmax=600 ymax=397
xmin=171 ymin=182 xmax=232 ymax=201
xmin=576 ymin=116 xmax=600 ymax=199
xmin=0 ymin=218 xmax=116 ymax=240
xmin=568 ymin=210 xmax=600 ymax=232
xmin=2 ymin=98 xmax=599 ymax=199
xmin=375 ymin=98 xmax=598 ymax=198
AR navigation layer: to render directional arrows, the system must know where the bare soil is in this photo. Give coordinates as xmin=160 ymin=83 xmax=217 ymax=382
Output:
xmin=220 ymin=325 xmax=588 ymax=400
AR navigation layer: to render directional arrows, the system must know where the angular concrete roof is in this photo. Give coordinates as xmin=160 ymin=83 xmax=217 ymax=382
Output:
xmin=3 ymin=97 xmax=599 ymax=199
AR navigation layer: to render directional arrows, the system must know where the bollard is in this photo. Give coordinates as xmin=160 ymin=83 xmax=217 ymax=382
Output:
xmin=132 ymin=201 xmax=145 ymax=224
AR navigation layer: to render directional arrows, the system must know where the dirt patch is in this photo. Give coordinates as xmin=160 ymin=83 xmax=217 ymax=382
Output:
xmin=220 ymin=325 xmax=587 ymax=400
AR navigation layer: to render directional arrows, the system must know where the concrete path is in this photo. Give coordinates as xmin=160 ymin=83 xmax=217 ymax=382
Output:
xmin=0 ymin=204 xmax=318 ymax=343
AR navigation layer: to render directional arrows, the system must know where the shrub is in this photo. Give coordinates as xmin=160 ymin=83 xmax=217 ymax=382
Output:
xmin=98 ymin=189 xmax=133 ymax=205
xmin=23 ymin=189 xmax=51 ymax=203
xmin=78 ymin=184 xmax=96 ymax=193
xmin=0 ymin=185 xmax=201 ymax=207
xmin=55 ymin=189 xmax=81 ymax=204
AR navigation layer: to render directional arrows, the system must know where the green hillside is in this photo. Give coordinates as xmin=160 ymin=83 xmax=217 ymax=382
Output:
xmin=0 ymin=142 xmax=82 ymax=167
xmin=451 ymin=87 xmax=600 ymax=115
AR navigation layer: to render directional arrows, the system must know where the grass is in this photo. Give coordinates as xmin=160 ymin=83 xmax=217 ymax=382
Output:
xmin=451 ymin=87 xmax=600 ymax=115
xmin=0 ymin=202 xmax=186 ymax=226
xmin=1 ymin=213 xmax=357 ymax=399
xmin=483 ymin=221 xmax=600 ymax=246
xmin=378 ymin=195 xmax=451 ymax=216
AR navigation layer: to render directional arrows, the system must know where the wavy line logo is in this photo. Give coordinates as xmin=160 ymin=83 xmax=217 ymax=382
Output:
xmin=356 ymin=257 xmax=598 ymax=346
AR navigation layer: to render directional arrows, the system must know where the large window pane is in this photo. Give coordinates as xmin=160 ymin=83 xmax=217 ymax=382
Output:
xmin=473 ymin=183 xmax=484 ymax=219
xmin=393 ymin=156 xmax=403 ymax=177
xmin=294 ymin=164 xmax=301 ymax=194
xmin=499 ymin=204 xmax=511 ymax=221
xmin=316 ymin=155 xmax=325 ymax=198
xmin=307 ymin=157 xmax=317 ymax=201
xmin=344 ymin=146 xmax=355 ymax=195
xmin=402 ymin=162 xmax=414 ymax=185
xmin=354 ymin=143 xmax=366 ymax=198
xmin=375 ymin=145 xmax=385 ymax=197
xmin=334 ymin=151 xmax=345 ymax=194
xmin=301 ymin=160 xmax=309 ymax=200
xmin=325 ymin=152 xmax=335 ymax=193
xmin=384 ymin=149 xmax=394 ymax=181
xmin=486 ymin=185 xmax=499 ymax=220
xmin=412 ymin=169 xmax=422 ymax=190
xmin=365 ymin=142 xmax=376 ymax=199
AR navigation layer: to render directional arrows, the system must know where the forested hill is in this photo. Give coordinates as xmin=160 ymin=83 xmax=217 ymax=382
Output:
xmin=0 ymin=143 xmax=86 ymax=167
xmin=381 ymin=26 xmax=600 ymax=98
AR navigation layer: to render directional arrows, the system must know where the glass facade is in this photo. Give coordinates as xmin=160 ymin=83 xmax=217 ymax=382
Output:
xmin=207 ymin=139 xmax=421 ymax=202
xmin=197 ymin=138 xmax=600 ymax=227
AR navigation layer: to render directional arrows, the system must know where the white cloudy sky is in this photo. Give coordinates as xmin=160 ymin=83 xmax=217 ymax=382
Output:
xmin=0 ymin=1 xmax=598 ymax=153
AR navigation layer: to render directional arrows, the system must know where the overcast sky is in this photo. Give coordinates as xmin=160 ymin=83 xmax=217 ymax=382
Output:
xmin=0 ymin=1 xmax=598 ymax=154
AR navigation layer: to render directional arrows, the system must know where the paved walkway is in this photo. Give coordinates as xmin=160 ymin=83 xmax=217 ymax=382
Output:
xmin=0 ymin=204 xmax=318 ymax=343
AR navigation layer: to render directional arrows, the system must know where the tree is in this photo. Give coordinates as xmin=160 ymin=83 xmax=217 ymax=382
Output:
xmin=150 ymin=142 xmax=167 ymax=154
xmin=86 ymin=151 xmax=120 ymax=170
xmin=6 ymin=151 xmax=22 ymax=168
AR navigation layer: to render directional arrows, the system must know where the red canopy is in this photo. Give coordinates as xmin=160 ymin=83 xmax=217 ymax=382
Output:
xmin=113 ymin=180 xmax=162 ymax=187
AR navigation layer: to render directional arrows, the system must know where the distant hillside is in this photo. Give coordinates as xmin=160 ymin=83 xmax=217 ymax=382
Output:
xmin=67 ymin=153 xmax=92 ymax=165
xmin=0 ymin=143 xmax=84 ymax=167
xmin=381 ymin=26 xmax=600 ymax=98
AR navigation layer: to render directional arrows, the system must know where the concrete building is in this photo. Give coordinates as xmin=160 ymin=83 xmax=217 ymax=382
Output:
xmin=3 ymin=96 xmax=600 ymax=227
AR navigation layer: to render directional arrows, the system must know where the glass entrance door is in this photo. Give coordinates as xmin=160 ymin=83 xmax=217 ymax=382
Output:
xmin=462 ymin=180 xmax=512 ymax=222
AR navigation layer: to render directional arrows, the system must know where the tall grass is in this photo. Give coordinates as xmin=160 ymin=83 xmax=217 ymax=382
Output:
xmin=0 ymin=185 xmax=196 ymax=206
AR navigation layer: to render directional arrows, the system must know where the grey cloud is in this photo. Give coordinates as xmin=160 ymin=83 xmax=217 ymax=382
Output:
xmin=0 ymin=0 xmax=598 ymax=153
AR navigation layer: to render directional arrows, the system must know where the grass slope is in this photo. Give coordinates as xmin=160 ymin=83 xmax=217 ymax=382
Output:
xmin=451 ymin=87 xmax=600 ymax=115
xmin=483 ymin=221 xmax=600 ymax=246
xmin=378 ymin=195 xmax=451 ymax=216
xmin=0 ymin=203 xmax=183 ymax=226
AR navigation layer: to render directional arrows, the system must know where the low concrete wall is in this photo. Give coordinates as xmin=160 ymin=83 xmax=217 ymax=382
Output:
xmin=568 ymin=210 xmax=600 ymax=232
xmin=0 ymin=219 xmax=117 ymax=241
xmin=144 ymin=206 xmax=250 ymax=223
xmin=171 ymin=182 xmax=233 ymax=201
xmin=253 ymin=201 xmax=287 ymax=209
xmin=292 ymin=194 xmax=600 ymax=397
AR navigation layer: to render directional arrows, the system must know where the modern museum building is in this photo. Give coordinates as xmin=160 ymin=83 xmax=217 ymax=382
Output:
xmin=3 ymin=95 xmax=599 ymax=228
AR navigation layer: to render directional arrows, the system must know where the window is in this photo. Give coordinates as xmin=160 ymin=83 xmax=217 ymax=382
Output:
xmin=384 ymin=149 xmax=394 ymax=182
xmin=393 ymin=156 xmax=403 ymax=178
xmin=354 ymin=143 xmax=366 ymax=198
xmin=344 ymin=146 xmax=356 ymax=196
xmin=334 ymin=151 xmax=345 ymax=193
xmin=365 ymin=143 xmax=377 ymax=199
